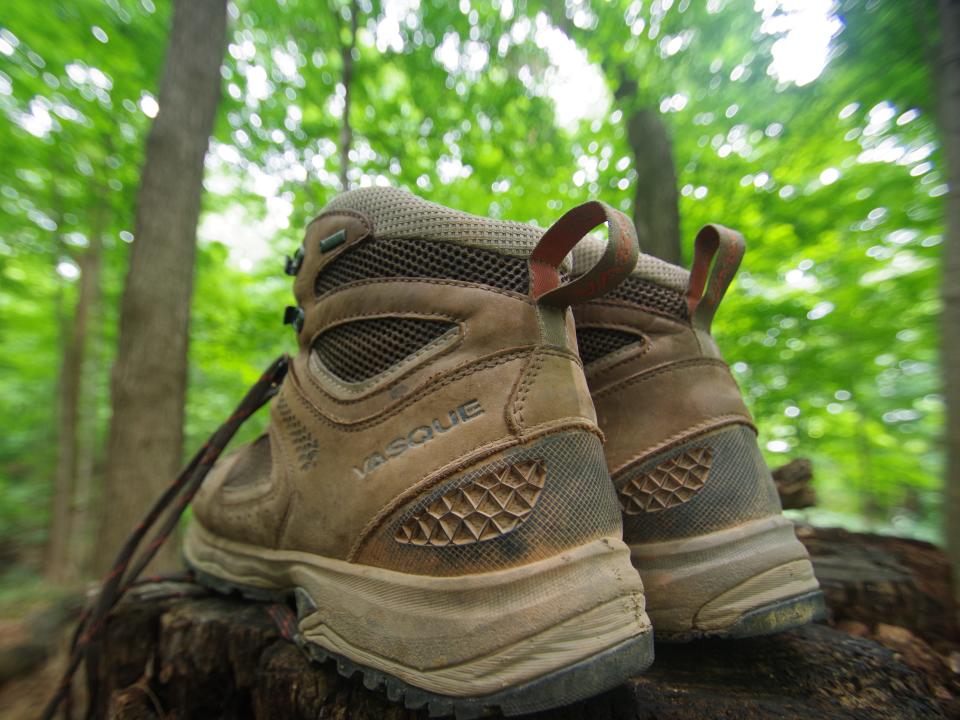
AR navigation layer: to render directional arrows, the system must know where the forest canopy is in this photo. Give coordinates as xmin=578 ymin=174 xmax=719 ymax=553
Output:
xmin=0 ymin=0 xmax=947 ymax=582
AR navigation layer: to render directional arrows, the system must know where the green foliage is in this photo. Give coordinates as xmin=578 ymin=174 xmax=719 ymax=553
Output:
xmin=0 ymin=0 xmax=947 ymax=563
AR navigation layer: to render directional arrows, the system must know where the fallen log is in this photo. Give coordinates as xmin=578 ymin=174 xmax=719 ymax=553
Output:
xmin=71 ymin=457 xmax=960 ymax=719
xmin=94 ymin=562 xmax=957 ymax=720
xmin=798 ymin=525 xmax=959 ymax=651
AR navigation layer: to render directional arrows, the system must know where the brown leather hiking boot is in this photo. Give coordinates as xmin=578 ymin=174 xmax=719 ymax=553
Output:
xmin=571 ymin=225 xmax=824 ymax=641
xmin=184 ymin=188 xmax=653 ymax=717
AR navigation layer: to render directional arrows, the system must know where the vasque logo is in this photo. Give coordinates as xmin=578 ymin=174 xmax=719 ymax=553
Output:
xmin=352 ymin=400 xmax=484 ymax=479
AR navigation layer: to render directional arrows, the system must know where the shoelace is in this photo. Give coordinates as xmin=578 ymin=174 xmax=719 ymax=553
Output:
xmin=41 ymin=354 xmax=290 ymax=720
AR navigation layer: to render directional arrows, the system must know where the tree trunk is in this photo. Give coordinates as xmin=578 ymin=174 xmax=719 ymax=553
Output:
xmin=96 ymin=0 xmax=228 ymax=573
xmin=940 ymin=0 xmax=960 ymax=604
xmin=338 ymin=0 xmax=358 ymax=191
xmin=626 ymin=108 xmax=682 ymax=265
xmin=46 ymin=229 xmax=103 ymax=582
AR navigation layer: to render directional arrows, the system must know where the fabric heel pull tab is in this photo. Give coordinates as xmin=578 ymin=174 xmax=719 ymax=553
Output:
xmin=528 ymin=200 xmax=640 ymax=307
xmin=686 ymin=224 xmax=745 ymax=332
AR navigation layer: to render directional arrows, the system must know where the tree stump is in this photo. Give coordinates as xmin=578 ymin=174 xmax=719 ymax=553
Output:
xmin=798 ymin=525 xmax=959 ymax=651
xmin=93 ymin=523 xmax=960 ymax=720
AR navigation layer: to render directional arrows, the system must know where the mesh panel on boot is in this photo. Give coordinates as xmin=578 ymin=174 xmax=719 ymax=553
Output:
xmin=315 ymin=237 xmax=531 ymax=297
xmin=313 ymin=317 xmax=456 ymax=383
xmin=576 ymin=328 xmax=645 ymax=364
xmin=321 ymin=186 xmax=544 ymax=255
xmin=605 ymin=276 xmax=690 ymax=321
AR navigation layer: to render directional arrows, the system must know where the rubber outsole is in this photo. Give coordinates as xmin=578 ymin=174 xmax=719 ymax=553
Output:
xmin=654 ymin=589 xmax=827 ymax=642
xmin=188 ymin=564 xmax=654 ymax=718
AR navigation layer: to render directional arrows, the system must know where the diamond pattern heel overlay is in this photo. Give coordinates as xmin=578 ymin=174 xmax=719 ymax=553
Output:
xmin=395 ymin=461 xmax=547 ymax=546
xmin=618 ymin=447 xmax=713 ymax=514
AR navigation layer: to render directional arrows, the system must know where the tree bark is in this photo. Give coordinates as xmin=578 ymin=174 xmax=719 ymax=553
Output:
xmin=338 ymin=0 xmax=358 ymax=191
xmin=939 ymin=0 xmax=960 ymax=604
xmin=46 ymin=228 xmax=103 ymax=582
xmin=96 ymin=0 xmax=228 ymax=573
xmin=626 ymin=107 xmax=682 ymax=265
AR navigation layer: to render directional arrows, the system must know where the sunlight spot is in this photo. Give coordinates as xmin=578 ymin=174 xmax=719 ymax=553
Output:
xmin=807 ymin=301 xmax=834 ymax=320
xmin=839 ymin=102 xmax=858 ymax=119
xmin=864 ymin=101 xmax=896 ymax=136
xmin=896 ymin=108 xmax=920 ymax=126
xmin=271 ymin=48 xmax=299 ymax=78
xmin=139 ymin=93 xmax=159 ymax=118
xmin=64 ymin=232 xmax=88 ymax=247
xmin=56 ymin=260 xmax=80 ymax=280
xmin=92 ymin=26 xmax=109 ymax=43
xmin=766 ymin=440 xmax=790 ymax=453
xmin=245 ymin=65 xmax=270 ymax=101
xmin=534 ymin=16 xmax=609 ymax=128
xmin=819 ymin=167 xmax=840 ymax=185
xmin=660 ymin=93 xmax=688 ymax=113
xmin=663 ymin=34 xmax=685 ymax=56
xmin=785 ymin=406 xmax=800 ymax=418
xmin=759 ymin=0 xmax=841 ymax=86
xmin=20 ymin=98 xmax=54 ymax=137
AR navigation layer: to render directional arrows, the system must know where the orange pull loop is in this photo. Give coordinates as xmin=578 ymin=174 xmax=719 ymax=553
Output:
xmin=686 ymin=224 xmax=745 ymax=331
xmin=529 ymin=200 xmax=640 ymax=308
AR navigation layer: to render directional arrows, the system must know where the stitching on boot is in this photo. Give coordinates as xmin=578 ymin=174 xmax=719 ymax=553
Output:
xmin=288 ymin=349 xmax=531 ymax=430
xmin=590 ymin=357 xmax=731 ymax=400
xmin=612 ymin=417 xmax=755 ymax=479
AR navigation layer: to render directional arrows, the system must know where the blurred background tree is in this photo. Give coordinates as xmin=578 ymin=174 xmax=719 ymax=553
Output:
xmin=0 ymin=0 xmax=950 ymax=593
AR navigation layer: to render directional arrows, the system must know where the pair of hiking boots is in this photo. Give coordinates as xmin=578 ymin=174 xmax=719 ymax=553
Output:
xmin=184 ymin=187 xmax=824 ymax=718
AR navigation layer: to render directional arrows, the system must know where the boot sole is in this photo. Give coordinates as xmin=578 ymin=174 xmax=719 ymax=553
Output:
xmin=629 ymin=515 xmax=825 ymax=641
xmin=183 ymin=522 xmax=653 ymax=717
